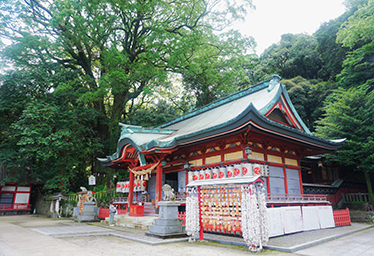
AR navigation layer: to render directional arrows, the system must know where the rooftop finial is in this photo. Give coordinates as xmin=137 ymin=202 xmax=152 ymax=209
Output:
xmin=267 ymin=74 xmax=281 ymax=92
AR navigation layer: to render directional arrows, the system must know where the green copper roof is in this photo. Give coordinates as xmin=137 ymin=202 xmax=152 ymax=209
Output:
xmin=99 ymin=75 xmax=344 ymax=166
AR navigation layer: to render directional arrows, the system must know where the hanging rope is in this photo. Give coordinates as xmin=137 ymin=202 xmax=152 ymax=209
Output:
xmin=241 ymin=183 xmax=269 ymax=252
xmin=128 ymin=161 xmax=160 ymax=181
xmin=186 ymin=186 xmax=200 ymax=242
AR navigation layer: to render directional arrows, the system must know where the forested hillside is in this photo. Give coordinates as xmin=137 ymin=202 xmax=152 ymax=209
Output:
xmin=0 ymin=0 xmax=373 ymax=200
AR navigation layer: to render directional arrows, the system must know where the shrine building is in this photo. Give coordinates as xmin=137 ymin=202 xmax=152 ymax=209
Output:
xmin=98 ymin=75 xmax=345 ymax=212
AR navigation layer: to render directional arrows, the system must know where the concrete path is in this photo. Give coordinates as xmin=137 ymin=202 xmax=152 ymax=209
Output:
xmin=0 ymin=215 xmax=285 ymax=256
xmin=0 ymin=219 xmax=104 ymax=256
xmin=29 ymin=224 xmax=110 ymax=236
xmin=1 ymin=215 xmax=373 ymax=256
xmin=296 ymin=227 xmax=374 ymax=256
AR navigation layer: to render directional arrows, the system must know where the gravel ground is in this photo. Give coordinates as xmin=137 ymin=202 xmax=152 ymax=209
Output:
xmin=1 ymin=215 xmax=371 ymax=256
xmin=62 ymin=235 xmax=292 ymax=256
xmin=58 ymin=219 xmax=372 ymax=251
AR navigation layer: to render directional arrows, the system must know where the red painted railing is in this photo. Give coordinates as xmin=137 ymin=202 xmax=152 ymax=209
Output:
xmin=98 ymin=207 xmax=128 ymax=219
xmin=178 ymin=212 xmax=186 ymax=225
xmin=0 ymin=205 xmax=12 ymax=210
xmin=0 ymin=204 xmax=30 ymax=211
xmin=98 ymin=208 xmax=110 ymax=219
xmin=333 ymin=208 xmax=351 ymax=226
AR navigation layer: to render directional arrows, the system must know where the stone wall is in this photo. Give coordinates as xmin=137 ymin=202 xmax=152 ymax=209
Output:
xmin=350 ymin=210 xmax=374 ymax=223
xmin=34 ymin=194 xmax=76 ymax=217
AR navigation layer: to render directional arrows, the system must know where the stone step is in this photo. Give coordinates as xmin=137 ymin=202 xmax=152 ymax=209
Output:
xmin=113 ymin=215 xmax=158 ymax=230
xmin=144 ymin=202 xmax=156 ymax=216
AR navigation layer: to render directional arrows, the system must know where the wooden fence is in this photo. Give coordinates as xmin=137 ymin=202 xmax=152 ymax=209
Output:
xmin=67 ymin=189 xmax=117 ymax=202
xmin=333 ymin=208 xmax=351 ymax=226
xmin=178 ymin=212 xmax=186 ymax=225
xmin=342 ymin=193 xmax=370 ymax=203
xmin=98 ymin=207 xmax=128 ymax=219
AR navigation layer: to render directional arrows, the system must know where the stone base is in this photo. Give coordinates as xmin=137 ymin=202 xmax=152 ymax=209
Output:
xmin=145 ymin=231 xmax=188 ymax=239
xmin=148 ymin=201 xmax=186 ymax=237
xmin=77 ymin=202 xmax=99 ymax=222
xmin=149 ymin=221 xmax=186 ymax=234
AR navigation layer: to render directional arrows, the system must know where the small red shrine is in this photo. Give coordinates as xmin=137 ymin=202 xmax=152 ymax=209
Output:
xmin=98 ymin=75 xmax=344 ymax=211
xmin=0 ymin=183 xmax=32 ymax=215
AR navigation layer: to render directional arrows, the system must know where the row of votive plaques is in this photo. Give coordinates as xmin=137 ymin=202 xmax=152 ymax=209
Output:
xmin=188 ymin=163 xmax=264 ymax=182
xmin=116 ymin=181 xmax=146 ymax=193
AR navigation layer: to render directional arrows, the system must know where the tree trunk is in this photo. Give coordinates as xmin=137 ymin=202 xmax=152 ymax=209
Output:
xmin=364 ymin=171 xmax=374 ymax=206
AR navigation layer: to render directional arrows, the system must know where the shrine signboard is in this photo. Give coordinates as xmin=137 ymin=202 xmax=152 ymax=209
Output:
xmin=88 ymin=175 xmax=96 ymax=186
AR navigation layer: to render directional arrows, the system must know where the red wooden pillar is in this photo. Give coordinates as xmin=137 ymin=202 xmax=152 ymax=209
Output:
xmin=128 ymin=171 xmax=134 ymax=207
xmin=155 ymin=162 xmax=163 ymax=207
xmin=283 ymin=166 xmax=289 ymax=195
xmin=264 ymin=148 xmax=271 ymax=195
xmin=297 ymin=158 xmax=304 ymax=194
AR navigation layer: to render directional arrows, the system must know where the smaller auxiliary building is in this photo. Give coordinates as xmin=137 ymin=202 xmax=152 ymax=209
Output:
xmin=98 ymin=75 xmax=345 ymax=236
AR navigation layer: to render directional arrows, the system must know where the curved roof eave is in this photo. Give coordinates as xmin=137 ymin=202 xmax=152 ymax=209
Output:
xmin=99 ymin=103 xmax=344 ymax=165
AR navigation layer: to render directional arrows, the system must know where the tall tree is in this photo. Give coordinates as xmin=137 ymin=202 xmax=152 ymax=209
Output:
xmin=316 ymin=87 xmax=374 ymax=205
xmin=0 ymin=0 xmax=255 ymax=186
xmin=254 ymin=33 xmax=321 ymax=81
xmin=0 ymin=71 xmax=103 ymax=192
xmin=180 ymin=30 xmax=256 ymax=107
xmin=336 ymin=0 xmax=374 ymax=88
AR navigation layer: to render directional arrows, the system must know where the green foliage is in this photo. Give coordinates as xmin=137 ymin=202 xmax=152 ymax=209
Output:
xmin=337 ymin=0 xmax=374 ymax=48
xmin=0 ymin=0 xmax=255 ymax=193
xmin=1 ymin=0 xmax=255 ymax=129
xmin=281 ymin=77 xmax=339 ymax=132
xmin=0 ymin=95 xmax=102 ymax=192
xmin=315 ymin=86 xmax=374 ymax=203
xmin=308 ymin=81 xmax=340 ymax=126
xmin=2 ymin=0 xmax=374 ymax=197
xmin=126 ymin=100 xmax=182 ymax=128
xmin=180 ymin=30 xmax=256 ymax=107
xmin=282 ymin=77 xmax=315 ymax=131
xmin=337 ymin=41 xmax=374 ymax=88
xmin=314 ymin=13 xmax=352 ymax=80
xmin=314 ymin=0 xmax=369 ymax=81
xmin=335 ymin=0 xmax=374 ymax=89
xmin=316 ymin=86 xmax=374 ymax=171
xmin=255 ymin=34 xmax=322 ymax=81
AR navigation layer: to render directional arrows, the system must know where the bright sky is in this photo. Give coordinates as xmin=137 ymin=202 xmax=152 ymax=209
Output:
xmin=235 ymin=0 xmax=347 ymax=55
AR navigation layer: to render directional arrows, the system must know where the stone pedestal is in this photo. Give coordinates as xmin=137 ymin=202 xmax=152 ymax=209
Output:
xmin=146 ymin=201 xmax=187 ymax=239
xmin=77 ymin=202 xmax=99 ymax=222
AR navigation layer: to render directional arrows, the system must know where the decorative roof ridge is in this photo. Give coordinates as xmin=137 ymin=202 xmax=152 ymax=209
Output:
xmin=158 ymin=75 xmax=281 ymax=129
